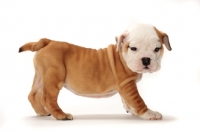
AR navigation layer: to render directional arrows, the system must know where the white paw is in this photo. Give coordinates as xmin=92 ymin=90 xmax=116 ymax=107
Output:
xmin=139 ymin=109 xmax=162 ymax=120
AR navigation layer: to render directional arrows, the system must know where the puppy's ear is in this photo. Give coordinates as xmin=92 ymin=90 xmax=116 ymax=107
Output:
xmin=115 ymin=36 xmax=118 ymax=43
xmin=160 ymin=32 xmax=172 ymax=51
xmin=116 ymin=31 xmax=128 ymax=51
xmin=154 ymin=27 xmax=172 ymax=51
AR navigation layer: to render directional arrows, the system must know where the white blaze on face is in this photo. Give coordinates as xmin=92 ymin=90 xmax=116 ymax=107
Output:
xmin=122 ymin=24 xmax=162 ymax=73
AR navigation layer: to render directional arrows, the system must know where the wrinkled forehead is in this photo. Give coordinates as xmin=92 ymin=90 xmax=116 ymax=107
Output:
xmin=126 ymin=24 xmax=160 ymax=45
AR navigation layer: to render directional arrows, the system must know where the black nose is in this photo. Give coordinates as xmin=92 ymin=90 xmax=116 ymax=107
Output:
xmin=141 ymin=57 xmax=151 ymax=66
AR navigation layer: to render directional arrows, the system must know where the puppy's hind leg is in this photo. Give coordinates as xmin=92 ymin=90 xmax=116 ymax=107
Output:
xmin=41 ymin=67 xmax=73 ymax=120
xmin=28 ymin=71 xmax=50 ymax=116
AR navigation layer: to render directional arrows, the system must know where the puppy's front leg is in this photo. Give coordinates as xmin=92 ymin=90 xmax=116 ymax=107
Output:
xmin=119 ymin=81 xmax=162 ymax=120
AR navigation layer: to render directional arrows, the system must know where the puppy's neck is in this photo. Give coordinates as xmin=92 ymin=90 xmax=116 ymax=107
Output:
xmin=107 ymin=44 xmax=139 ymax=86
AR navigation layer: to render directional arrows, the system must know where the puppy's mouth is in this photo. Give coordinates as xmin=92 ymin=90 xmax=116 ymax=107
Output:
xmin=135 ymin=67 xmax=151 ymax=73
xmin=143 ymin=66 xmax=150 ymax=69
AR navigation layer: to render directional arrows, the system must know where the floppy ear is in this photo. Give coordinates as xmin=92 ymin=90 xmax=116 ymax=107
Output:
xmin=116 ymin=31 xmax=128 ymax=51
xmin=154 ymin=27 xmax=172 ymax=51
xmin=161 ymin=32 xmax=172 ymax=51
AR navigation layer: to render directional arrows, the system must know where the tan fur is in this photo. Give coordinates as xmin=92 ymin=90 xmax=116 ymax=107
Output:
xmin=19 ymin=38 xmax=50 ymax=52
xmin=154 ymin=27 xmax=172 ymax=58
xmin=19 ymin=36 xmax=164 ymax=120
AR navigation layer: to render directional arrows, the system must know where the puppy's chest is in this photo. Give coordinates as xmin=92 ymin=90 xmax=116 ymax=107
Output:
xmin=63 ymin=84 xmax=118 ymax=98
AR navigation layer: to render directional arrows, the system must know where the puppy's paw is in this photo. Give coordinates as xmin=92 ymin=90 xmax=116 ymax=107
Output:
xmin=36 ymin=110 xmax=50 ymax=116
xmin=62 ymin=113 xmax=73 ymax=120
xmin=56 ymin=112 xmax=73 ymax=120
xmin=139 ymin=109 xmax=162 ymax=120
xmin=37 ymin=113 xmax=51 ymax=116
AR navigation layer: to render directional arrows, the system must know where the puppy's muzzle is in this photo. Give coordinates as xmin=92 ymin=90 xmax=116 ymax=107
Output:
xmin=141 ymin=57 xmax=151 ymax=68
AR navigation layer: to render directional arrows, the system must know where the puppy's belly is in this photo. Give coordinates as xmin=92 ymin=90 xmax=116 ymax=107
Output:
xmin=63 ymin=84 xmax=117 ymax=98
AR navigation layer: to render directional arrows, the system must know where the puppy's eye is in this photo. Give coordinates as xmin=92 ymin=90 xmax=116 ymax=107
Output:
xmin=154 ymin=47 xmax=160 ymax=52
xmin=129 ymin=46 xmax=137 ymax=51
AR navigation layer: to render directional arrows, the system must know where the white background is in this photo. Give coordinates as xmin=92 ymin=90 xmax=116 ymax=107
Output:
xmin=0 ymin=0 xmax=200 ymax=131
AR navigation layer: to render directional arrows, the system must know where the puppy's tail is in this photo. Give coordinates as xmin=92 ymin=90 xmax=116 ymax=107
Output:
xmin=18 ymin=38 xmax=51 ymax=53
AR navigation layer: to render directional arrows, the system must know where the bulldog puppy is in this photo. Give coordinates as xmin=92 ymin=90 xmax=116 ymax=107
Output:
xmin=19 ymin=23 xmax=171 ymax=120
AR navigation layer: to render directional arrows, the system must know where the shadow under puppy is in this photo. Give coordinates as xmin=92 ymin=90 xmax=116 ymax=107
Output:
xmin=19 ymin=23 xmax=172 ymax=120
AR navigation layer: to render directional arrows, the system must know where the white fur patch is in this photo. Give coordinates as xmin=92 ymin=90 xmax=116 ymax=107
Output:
xmin=139 ymin=109 xmax=162 ymax=120
xmin=121 ymin=97 xmax=162 ymax=120
xmin=121 ymin=24 xmax=162 ymax=73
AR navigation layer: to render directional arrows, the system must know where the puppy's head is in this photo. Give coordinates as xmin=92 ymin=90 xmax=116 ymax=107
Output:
xmin=116 ymin=23 xmax=172 ymax=73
